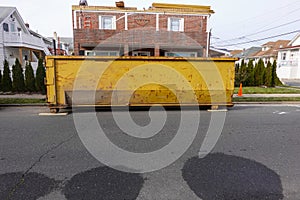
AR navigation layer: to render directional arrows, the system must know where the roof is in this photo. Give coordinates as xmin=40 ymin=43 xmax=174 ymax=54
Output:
xmin=230 ymin=50 xmax=243 ymax=56
xmin=72 ymin=2 xmax=214 ymax=15
xmin=288 ymin=32 xmax=300 ymax=46
xmin=234 ymin=47 xmax=261 ymax=58
xmin=29 ymin=29 xmax=52 ymax=43
xmin=210 ymin=47 xmax=231 ymax=57
xmin=279 ymin=44 xmax=300 ymax=50
xmin=0 ymin=6 xmax=30 ymax=34
xmin=0 ymin=7 xmax=15 ymax=24
xmin=252 ymin=40 xmax=290 ymax=58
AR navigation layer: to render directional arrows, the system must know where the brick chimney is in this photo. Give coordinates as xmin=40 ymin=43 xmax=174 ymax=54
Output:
xmin=116 ymin=1 xmax=125 ymax=8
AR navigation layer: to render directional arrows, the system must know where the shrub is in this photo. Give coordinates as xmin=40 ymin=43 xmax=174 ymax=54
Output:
xmin=2 ymin=60 xmax=12 ymax=92
xmin=25 ymin=62 xmax=36 ymax=92
xmin=35 ymin=58 xmax=46 ymax=94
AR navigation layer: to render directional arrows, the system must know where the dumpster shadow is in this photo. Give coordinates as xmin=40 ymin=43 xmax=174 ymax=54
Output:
xmin=71 ymin=105 xmax=214 ymax=113
xmin=0 ymin=172 xmax=59 ymax=200
xmin=182 ymin=153 xmax=283 ymax=200
xmin=63 ymin=166 xmax=144 ymax=200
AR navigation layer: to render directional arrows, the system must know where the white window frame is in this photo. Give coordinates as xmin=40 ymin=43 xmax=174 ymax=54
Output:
xmin=168 ymin=17 xmax=184 ymax=32
xmin=99 ymin=16 xmax=116 ymax=30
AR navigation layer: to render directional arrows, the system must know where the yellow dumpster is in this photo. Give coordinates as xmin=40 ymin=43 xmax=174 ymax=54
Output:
xmin=45 ymin=56 xmax=236 ymax=113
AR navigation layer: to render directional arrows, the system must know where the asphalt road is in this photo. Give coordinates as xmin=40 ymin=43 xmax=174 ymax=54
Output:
xmin=0 ymin=105 xmax=300 ymax=200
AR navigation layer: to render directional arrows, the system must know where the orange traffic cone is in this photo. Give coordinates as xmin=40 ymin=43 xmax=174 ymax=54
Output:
xmin=238 ymin=83 xmax=243 ymax=97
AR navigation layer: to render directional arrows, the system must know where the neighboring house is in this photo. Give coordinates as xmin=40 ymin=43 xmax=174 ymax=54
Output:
xmin=232 ymin=47 xmax=261 ymax=65
xmin=277 ymin=33 xmax=300 ymax=82
xmin=230 ymin=49 xmax=243 ymax=57
xmin=250 ymin=40 xmax=290 ymax=65
xmin=48 ymin=32 xmax=74 ymax=55
xmin=0 ymin=6 xmax=51 ymax=71
xmin=209 ymin=47 xmax=231 ymax=57
xmin=72 ymin=1 xmax=214 ymax=57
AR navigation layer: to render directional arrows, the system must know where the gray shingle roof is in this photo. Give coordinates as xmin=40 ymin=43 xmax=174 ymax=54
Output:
xmin=0 ymin=7 xmax=15 ymax=24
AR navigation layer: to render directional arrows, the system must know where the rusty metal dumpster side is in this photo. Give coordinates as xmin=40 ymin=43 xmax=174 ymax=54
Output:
xmin=45 ymin=56 xmax=236 ymax=111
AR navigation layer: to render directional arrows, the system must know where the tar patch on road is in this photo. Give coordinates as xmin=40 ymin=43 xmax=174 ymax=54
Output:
xmin=0 ymin=172 xmax=59 ymax=200
xmin=63 ymin=166 xmax=144 ymax=200
xmin=182 ymin=153 xmax=283 ymax=200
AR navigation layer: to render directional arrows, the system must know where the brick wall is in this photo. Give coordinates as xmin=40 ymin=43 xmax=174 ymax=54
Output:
xmin=73 ymin=10 xmax=208 ymax=56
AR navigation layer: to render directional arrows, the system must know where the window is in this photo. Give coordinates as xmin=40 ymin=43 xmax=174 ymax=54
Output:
xmin=85 ymin=50 xmax=119 ymax=56
xmin=281 ymin=52 xmax=286 ymax=60
xmin=165 ymin=52 xmax=197 ymax=57
xmin=10 ymin=23 xmax=16 ymax=32
xmin=168 ymin=18 xmax=184 ymax=32
xmin=132 ymin=51 xmax=151 ymax=56
xmin=3 ymin=23 xmax=9 ymax=32
xmin=99 ymin=16 xmax=116 ymax=30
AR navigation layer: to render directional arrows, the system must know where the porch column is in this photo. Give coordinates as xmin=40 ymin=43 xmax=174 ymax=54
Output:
xmin=124 ymin=44 xmax=129 ymax=56
xmin=155 ymin=44 xmax=160 ymax=57
xmin=30 ymin=50 xmax=33 ymax=62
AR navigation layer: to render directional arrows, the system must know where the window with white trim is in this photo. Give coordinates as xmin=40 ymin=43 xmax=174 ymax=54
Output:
xmin=168 ymin=18 xmax=184 ymax=32
xmin=99 ymin=16 xmax=116 ymax=30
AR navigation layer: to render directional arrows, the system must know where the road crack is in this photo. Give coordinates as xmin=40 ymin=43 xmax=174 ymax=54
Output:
xmin=6 ymin=134 xmax=76 ymax=200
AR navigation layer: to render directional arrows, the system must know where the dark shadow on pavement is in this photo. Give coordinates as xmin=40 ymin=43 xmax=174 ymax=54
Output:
xmin=63 ymin=166 xmax=144 ymax=200
xmin=0 ymin=172 xmax=59 ymax=200
xmin=182 ymin=153 xmax=283 ymax=200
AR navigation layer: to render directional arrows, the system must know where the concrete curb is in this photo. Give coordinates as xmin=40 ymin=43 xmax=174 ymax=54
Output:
xmin=1 ymin=102 xmax=300 ymax=107
xmin=0 ymin=104 xmax=48 ymax=107
xmin=233 ymin=101 xmax=300 ymax=105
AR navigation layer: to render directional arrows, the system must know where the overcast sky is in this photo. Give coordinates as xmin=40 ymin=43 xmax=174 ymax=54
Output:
xmin=1 ymin=0 xmax=299 ymax=49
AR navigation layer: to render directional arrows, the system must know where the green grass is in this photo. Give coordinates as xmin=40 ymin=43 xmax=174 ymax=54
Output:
xmin=234 ymin=86 xmax=300 ymax=94
xmin=233 ymin=97 xmax=300 ymax=102
xmin=0 ymin=98 xmax=46 ymax=104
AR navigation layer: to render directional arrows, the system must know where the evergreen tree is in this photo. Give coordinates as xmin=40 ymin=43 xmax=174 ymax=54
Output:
xmin=12 ymin=58 xmax=25 ymax=92
xmin=25 ymin=62 xmax=36 ymax=92
xmin=254 ymin=59 xmax=265 ymax=86
xmin=239 ymin=59 xmax=248 ymax=85
xmin=264 ymin=61 xmax=272 ymax=87
xmin=234 ymin=63 xmax=240 ymax=87
xmin=271 ymin=60 xmax=282 ymax=86
xmin=2 ymin=60 xmax=12 ymax=92
xmin=35 ymin=58 xmax=46 ymax=94
xmin=0 ymin=69 xmax=2 ymax=91
xmin=245 ymin=60 xmax=255 ymax=86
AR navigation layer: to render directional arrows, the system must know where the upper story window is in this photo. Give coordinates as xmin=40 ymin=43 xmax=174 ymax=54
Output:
xmin=10 ymin=23 xmax=16 ymax=32
xmin=99 ymin=16 xmax=116 ymax=30
xmin=168 ymin=18 xmax=184 ymax=32
xmin=281 ymin=52 xmax=287 ymax=60
xmin=3 ymin=23 xmax=9 ymax=32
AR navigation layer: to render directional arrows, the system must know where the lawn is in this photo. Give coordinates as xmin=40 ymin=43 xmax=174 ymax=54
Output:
xmin=234 ymin=86 xmax=300 ymax=94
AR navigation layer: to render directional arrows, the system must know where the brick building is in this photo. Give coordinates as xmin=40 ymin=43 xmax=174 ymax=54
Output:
xmin=72 ymin=2 xmax=214 ymax=57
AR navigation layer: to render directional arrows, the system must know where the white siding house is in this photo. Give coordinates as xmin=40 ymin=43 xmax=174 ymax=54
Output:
xmin=277 ymin=33 xmax=300 ymax=82
xmin=0 ymin=7 xmax=51 ymax=71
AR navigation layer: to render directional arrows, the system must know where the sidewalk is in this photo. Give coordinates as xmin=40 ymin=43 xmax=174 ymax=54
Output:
xmin=0 ymin=94 xmax=45 ymax=99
